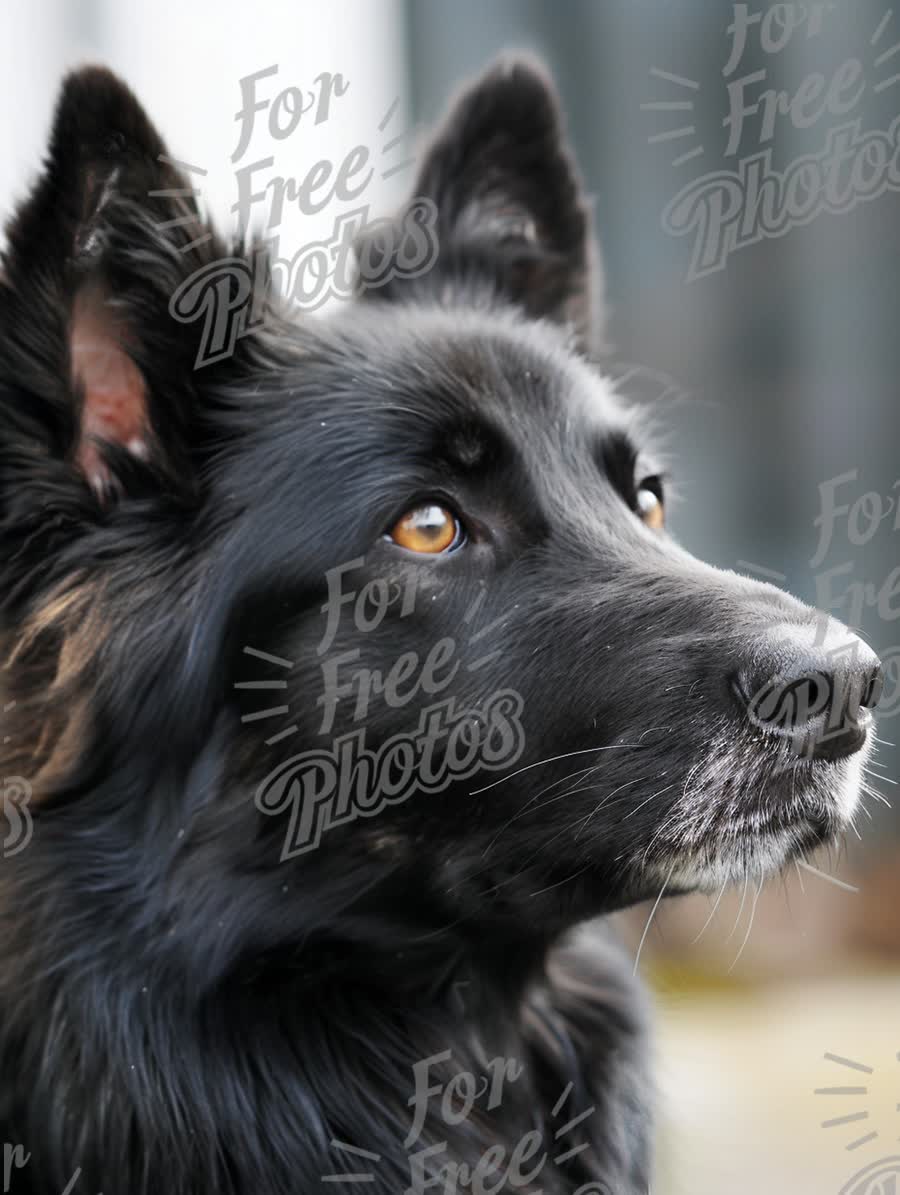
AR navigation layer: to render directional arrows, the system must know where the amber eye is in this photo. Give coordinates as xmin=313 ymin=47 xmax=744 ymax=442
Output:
xmin=387 ymin=504 xmax=463 ymax=554
xmin=636 ymin=480 xmax=665 ymax=530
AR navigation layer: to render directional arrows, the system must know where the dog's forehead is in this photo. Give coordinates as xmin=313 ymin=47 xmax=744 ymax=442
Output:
xmin=320 ymin=304 xmax=632 ymax=448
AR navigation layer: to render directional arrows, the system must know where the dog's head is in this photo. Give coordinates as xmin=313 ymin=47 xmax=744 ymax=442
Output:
xmin=0 ymin=61 xmax=881 ymax=958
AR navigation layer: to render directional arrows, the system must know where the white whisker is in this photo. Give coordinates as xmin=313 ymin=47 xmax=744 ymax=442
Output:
xmin=865 ymin=767 xmax=896 ymax=787
xmin=622 ymin=782 xmax=675 ymax=820
xmin=483 ymin=765 xmax=603 ymax=856
xmin=728 ymin=877 xmax=763 ymax=973
xmin=796 ymin=859 xmax=859 ymax=894
xmin=470 ymin=743 xmax=641 ymax=795
xmin=634 ymin=863 xmax=675 ymax=975
xmin=690 ymin=880 xmax=728 ymax=945
xmin=725 ymin=875 xmax=749 ymax=944
xmin=575 ymin=777 xmax=644 ymax=839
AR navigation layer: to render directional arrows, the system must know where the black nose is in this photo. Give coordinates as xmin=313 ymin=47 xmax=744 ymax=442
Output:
xmin=734 ymin=625 xmax=883 ymax=761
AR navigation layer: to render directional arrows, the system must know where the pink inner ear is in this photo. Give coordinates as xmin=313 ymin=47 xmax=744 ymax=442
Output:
xmin=70 ymin=287 xmax=149 ymax=492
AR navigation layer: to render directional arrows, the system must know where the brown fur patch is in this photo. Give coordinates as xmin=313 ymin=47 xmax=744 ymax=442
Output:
xmin=2 ymin=577 xmax=105 ymax=802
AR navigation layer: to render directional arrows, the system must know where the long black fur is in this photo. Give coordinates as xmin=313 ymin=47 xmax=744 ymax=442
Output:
xmin=0 ymin=58 xmax=877 ymax=1194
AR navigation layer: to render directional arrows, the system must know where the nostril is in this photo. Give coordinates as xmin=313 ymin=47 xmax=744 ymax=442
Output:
xmin=861 ymin=664 xmax=884 ymax=710
xmin=737 ymin=669 xmax=832 ymax=732
xmin=780 ymin=673 xmax=831 ymax=726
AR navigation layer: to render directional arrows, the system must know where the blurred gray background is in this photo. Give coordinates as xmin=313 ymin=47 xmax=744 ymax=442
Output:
xmin=2 ymin=2 xmax=899 ymax=1192
xmin=407 ymin=0 xmax=900 ymax=706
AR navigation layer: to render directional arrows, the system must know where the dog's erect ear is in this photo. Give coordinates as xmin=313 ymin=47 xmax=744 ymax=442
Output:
xmin=0 ymin=67 xmax=233 ymax=500
xmin=360 ymin=57 xmax=596 ymax=340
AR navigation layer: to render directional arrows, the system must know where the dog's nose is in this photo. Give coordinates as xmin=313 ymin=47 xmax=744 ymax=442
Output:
xmin=734 ymin=624 xmax=882 ymax=761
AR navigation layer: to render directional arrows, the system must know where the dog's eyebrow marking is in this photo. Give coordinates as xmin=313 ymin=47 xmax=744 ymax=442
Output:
xmin=444 ymin=423 xmax=490 ymax=470
xmin=596 ymin=429 xmax=638 ymax=481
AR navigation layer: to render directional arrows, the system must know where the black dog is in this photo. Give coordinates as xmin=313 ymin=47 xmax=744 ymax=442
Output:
xmin=0 ymin=58 xmax=881 ymax=1194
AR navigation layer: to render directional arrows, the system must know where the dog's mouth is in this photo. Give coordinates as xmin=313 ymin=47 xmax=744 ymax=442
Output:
xmin=634 ymin=719 xmax=871 ymax=893
xmin=627 ymin=640 xmax=883 ymax=894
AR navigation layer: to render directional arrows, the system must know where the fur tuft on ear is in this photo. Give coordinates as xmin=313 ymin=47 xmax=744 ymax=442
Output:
xmin=5 ymin=66 xmax=173 ymax=268
xmin=358 ymin=56 xmax=598 ymax=343
xmin=0 ymin=66 xmax=235 ymax=502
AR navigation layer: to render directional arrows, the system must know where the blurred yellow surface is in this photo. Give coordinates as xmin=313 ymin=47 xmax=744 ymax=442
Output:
xmin=652 ymin=971 xmax=900 ymax=1195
